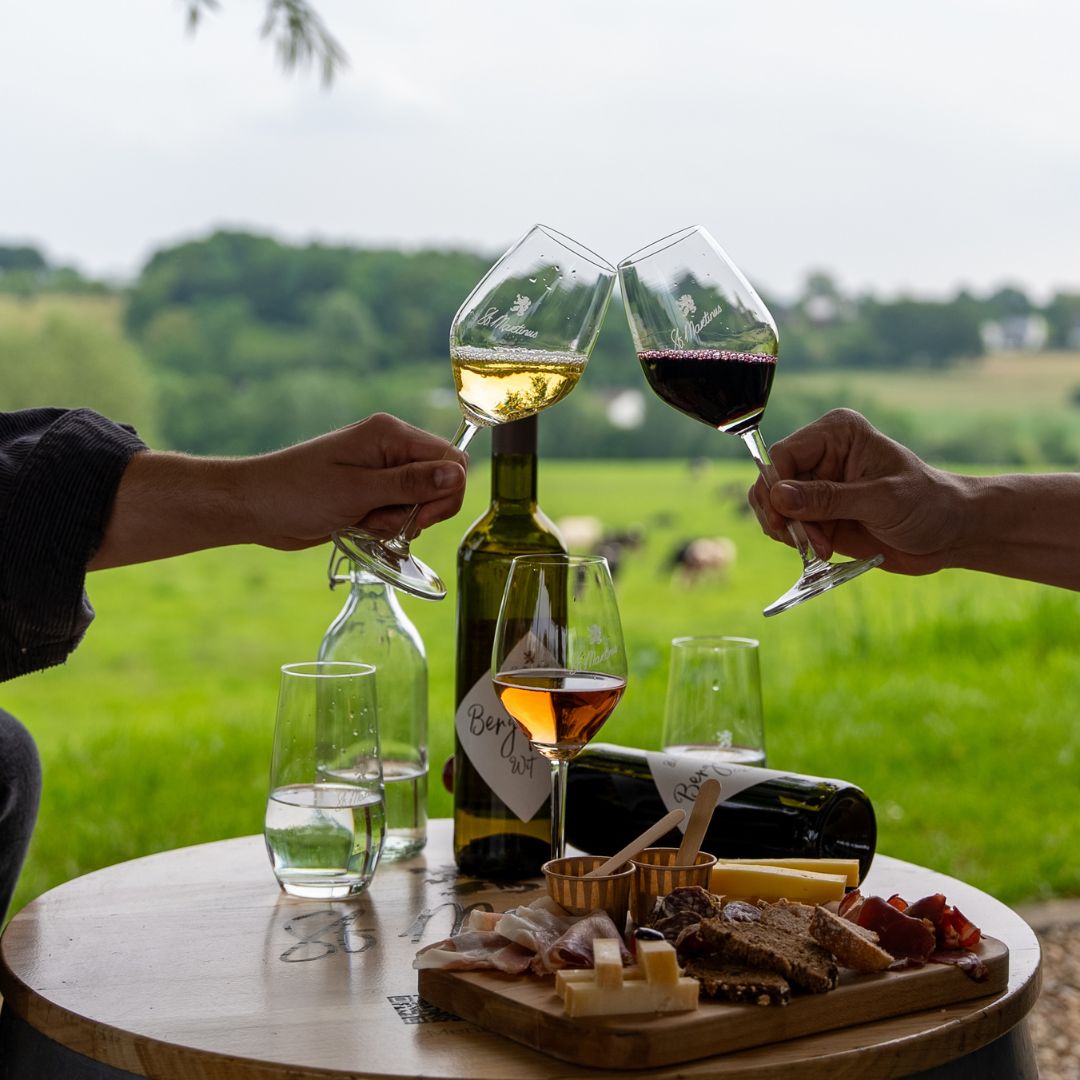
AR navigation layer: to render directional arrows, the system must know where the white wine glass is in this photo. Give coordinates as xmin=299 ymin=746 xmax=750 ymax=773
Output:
xmin=492 ymin=554 xmax=628 ymax=860
xmin=618 ymin=226 xmax=883 ymax=616
xmin=332 ymin=225 xmax=616 ymax=601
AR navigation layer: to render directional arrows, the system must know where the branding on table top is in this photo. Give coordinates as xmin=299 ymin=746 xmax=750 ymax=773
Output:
xmin=670 ymin=293 xmax=723 ymax=349
xmin=475 ymin=294 xmax=540 ymax=339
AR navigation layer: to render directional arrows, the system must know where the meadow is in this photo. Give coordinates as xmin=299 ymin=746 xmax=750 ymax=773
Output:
xmin=3 ymin=454 xmax=1078 ymax=919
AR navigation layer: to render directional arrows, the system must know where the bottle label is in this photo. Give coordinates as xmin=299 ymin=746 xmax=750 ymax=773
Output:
xmin=625 ymin=745 xmax=834 ymax=828
xmin=455 ymin=638 xmax=549 ymax=823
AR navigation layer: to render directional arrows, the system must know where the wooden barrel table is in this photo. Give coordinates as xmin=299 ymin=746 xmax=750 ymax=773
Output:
xmin=0 ymin=820 xmax=1040 ymax=1079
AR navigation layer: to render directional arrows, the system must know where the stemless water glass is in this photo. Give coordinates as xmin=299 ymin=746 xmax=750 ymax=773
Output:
xmin=662 ymin=636 xmax=766 ymax=765
xmin=492 ymin=554 xmax=628 ymax=860
xmin=618 ymin=226 xmax=883 ymax=615
xmin=264 ymin=661 xmax=385 ymax=899
xmin=332 ymin=225 xmax=616 ymax=602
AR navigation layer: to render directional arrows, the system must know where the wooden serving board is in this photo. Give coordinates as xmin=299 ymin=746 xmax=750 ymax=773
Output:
xmin=418 ymin=936 xmax=1009 ymax=1071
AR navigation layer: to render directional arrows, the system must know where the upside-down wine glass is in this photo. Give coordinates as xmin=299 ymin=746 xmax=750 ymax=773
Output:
xmin=492 ymin=554 xmax=628 ymax=860
xmin=618 ymin=226 xmax=883 ymax=616
xmin=331 ymin=225 xmax=616 ymax=601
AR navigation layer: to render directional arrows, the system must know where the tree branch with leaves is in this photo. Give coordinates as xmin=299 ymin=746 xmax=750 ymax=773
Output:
xmin=184 ymin=0 xmax=347 ymax=85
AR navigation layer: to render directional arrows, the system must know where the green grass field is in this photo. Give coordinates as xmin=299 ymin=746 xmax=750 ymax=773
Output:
xmin=3 ymin=455 xmax=1078 ymax=918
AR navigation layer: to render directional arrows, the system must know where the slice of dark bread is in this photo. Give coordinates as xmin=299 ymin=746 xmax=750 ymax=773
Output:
xmin=810 ymin=904 xmax=894 ymax=972
xmin=683 ymin=958 xmax=791 ymax=1005
xmin=684 ymin=903 xmax=839 ymax=993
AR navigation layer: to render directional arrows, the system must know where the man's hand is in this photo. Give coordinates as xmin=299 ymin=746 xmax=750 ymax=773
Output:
xmin=746 ymin=409 xmax=967 ymax=576
xmin=91 ymin=414 xmax=467 ymax=568
xmin=243 ymin=413 xmax=468 ymax=550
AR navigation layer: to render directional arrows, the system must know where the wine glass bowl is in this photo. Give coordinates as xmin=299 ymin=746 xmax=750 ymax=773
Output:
xmin=618 ymin=226 xmax=882 ymax=616
xmin=492 ymin=554 xmax=627 ymax=859
xmin=332 ymin=225 xmax=615 ymax=602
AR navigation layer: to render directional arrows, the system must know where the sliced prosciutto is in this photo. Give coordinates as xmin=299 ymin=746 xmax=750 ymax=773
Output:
xmin=412 ymin=930 xmax=534 ymax=974
xmin=541 ymin=910 xmax=633 ymax=972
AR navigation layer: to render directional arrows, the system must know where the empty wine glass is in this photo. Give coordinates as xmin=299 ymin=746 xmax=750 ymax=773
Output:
xmin=332 ymin=225 xmax=616 ymax=601
xmin=492 ymin=554 xmax=628 ymax=860
xmin=618 ymin=226 xmax=882 ymax=616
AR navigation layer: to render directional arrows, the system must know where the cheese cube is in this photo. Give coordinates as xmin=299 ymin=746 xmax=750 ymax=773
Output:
xmin=722 ymin=857 xmax=862 ymax=887
xmin=592 ymin=938 xmax=624 ymax=990
xmin=563 ymin=977 xmax=699 ymax=1018
xmin=709 ymin=862 xmax=847 ymax=903
xmin=635 ymin=939 xmax=680 ymax=985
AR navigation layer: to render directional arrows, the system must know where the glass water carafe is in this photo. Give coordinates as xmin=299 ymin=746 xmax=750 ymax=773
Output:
xmin=320 ymin=555 xmax=428 ymax=859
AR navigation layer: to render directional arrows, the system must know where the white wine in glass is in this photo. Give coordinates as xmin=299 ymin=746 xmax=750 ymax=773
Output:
xmin=332 ymin=225 xmax=615 ymax=601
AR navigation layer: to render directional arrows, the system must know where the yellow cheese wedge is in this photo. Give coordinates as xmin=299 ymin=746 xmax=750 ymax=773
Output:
xmin=592 ymin=938 xmax=624 ymax=990
xmin=722 ymin=857 xmax=862 ymax=887
xmin=635 ymin=939 xmax=680 ymax=985
xmin=709 ymin=862 xmax=847 ymax=903
xmin=563 ymin=977 xmax=699 ymax=1018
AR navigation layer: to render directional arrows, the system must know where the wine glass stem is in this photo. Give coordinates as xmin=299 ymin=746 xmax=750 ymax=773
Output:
xmin=550 ymin=758 xmax=569 ymax=860
xmin=387 ymin=417 xmax=479 ymax=552
xmin=740 ymin=427 xmax=829 ymax=574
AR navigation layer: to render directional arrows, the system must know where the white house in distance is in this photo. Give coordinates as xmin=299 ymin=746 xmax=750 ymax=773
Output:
xmin=980 ymin=315 xmax=1049 ymax=353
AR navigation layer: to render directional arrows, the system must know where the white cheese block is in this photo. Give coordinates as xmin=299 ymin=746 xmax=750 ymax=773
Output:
xmin=635 ymin=939 xmax=681 ymax=985
xmin=563 ymin=977 xmax=699 ymax=1018
xmin=592 ymin=938 xmax=624 ymax=990
xmin=555 ymin=967 xmax=642 ymax=999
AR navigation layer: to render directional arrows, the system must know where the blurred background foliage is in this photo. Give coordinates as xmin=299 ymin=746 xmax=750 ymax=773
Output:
xmin=5 ymin=231 xmax=1080 ymax=466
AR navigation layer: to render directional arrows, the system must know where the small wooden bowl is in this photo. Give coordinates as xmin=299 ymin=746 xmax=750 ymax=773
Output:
xmin=542 ymin=855 xmax=634 ymax=930
xmin=630 ymin=847 xmax=717 ymax=925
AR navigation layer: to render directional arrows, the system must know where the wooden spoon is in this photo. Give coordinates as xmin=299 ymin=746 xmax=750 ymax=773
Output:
xmin=675 ymin=778 xmax=722 ymax=865
xmin=584 ymin=809 xmax=686 ymax=877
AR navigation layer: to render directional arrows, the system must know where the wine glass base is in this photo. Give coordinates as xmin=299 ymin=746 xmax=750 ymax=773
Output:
xmin=763 ymin=553 xmax=884 ymax=617
xmin=331 ymin=529 xmax=447 ymax=601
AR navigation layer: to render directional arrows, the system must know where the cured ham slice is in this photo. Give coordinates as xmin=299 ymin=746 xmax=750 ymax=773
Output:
xmin=852 ymin=896 xmax=936 ymax=961
xmin=541 ymin=910 xmax=632 ymax=972
xmin=492 ymin=901 xmax=580 ymax=956
xmin=414 ymin=898 xmax=627 ymax=975
xmin=412 ymin=930 xmax=534 ymax=974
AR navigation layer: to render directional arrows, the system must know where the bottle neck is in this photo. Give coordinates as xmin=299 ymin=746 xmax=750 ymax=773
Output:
xmin=491 ymin=416 xmax=539 ymax=507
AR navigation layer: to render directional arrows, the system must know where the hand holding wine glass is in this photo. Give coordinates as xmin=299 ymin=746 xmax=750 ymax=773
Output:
xmin=492 ymin=554 xmax=628 ymax=860
xmin=618 ymin=226 xmax=882 ymax=616
xmin=332 ymin=225 xmax=615 ymax=601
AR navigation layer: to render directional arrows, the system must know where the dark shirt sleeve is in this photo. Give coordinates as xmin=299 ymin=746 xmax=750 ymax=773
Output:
xmin=0 ymin=408 xmax=147 ymax=683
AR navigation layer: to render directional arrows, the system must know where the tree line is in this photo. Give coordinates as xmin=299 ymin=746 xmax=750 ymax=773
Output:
xmin=3 ymin=233 xmax=1080 ymax=463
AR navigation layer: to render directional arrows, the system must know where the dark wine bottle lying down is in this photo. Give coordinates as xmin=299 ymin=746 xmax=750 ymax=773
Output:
xmin=565 ymin=744 xmax=877 ymax=882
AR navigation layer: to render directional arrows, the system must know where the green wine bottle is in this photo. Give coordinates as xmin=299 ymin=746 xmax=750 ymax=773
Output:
xmin=565 ymin=744 xmax=877 ymax=882
xmin=453 ymin=415 xmax=565 ymax=879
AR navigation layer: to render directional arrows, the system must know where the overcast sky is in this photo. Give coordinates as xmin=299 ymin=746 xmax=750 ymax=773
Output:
xmin=5 ymin=0 xmax=1080 ymax=299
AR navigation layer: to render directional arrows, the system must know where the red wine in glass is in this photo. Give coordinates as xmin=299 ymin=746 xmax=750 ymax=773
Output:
xmin=638 ymin=349 xmax=777 ymax=434
xmin=619 ymin=226 xmax=882 ymax=616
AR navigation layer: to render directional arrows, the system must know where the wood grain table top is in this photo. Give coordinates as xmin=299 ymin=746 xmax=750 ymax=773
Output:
xmin=0 ymin=820 xmax=1041 ymax=1079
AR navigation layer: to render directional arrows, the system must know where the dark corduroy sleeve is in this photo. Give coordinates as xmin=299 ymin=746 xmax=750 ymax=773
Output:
xmin=0 ymin=408 xmax=147 ymax=682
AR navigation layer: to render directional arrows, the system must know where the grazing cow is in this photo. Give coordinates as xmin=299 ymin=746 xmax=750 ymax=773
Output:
xmin=556 ymin=515 xmax=604 ymax=554
xmin=595 ymin=527 xmax=645 ymax=583
xmin=668 ymin=536 xmax=737 ymax=586
xmin=556 ymin=518 xmax=645 ymax=582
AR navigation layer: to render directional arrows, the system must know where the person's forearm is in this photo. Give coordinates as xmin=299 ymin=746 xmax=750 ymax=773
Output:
xmin=949 ymin=472 xmax=1080 ymax=590
xmin=89 ymin=451 xmax=256 ymax=569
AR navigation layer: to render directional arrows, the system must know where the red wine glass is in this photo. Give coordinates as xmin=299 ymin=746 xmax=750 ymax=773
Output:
xmin=618 ymin=226 xmax=882 ymax=616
